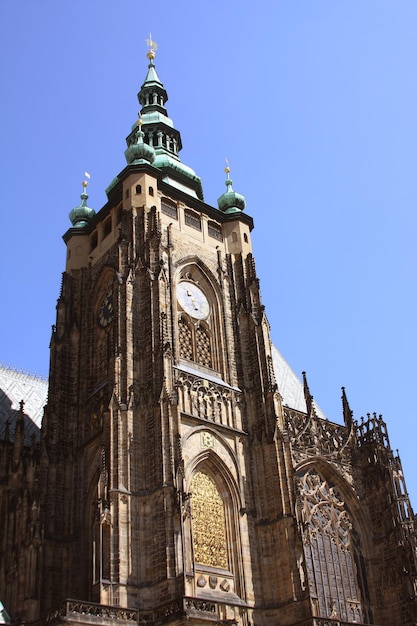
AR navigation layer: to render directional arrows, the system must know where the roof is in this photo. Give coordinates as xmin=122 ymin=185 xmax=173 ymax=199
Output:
xmin=0 ymin=600 xmax=11 ymax=624
xmin=271 ymin=344 xmax=327 ymax=420
xmin=0 ymin=601 xmax=12 ymax=624
xmin=0 ymin=364 xmax=48 ymax=443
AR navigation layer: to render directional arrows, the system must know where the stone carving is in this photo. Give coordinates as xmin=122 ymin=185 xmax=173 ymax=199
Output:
xmin=174 ymin=369 xmax=240 ymax=430
xmin=185 ymin=599 xmax=216 ymax=613
xmin=201 ymin=431 xmax=215 ymax=450
xmin=285 ymin=407 xmax=352 ymax=462
xmin=209 ymin=575 xmax=217 ymax=589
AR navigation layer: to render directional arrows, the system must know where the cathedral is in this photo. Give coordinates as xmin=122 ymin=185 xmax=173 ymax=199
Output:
xmin=0 ymin=42 xmax=416 ymax=626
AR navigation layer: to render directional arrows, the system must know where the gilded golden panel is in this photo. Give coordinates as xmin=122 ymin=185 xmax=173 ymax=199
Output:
xmin=191 ymin=472 xmax=228 ymax=569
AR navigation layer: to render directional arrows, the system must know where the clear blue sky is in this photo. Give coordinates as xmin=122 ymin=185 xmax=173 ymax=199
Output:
xmin=0 ymin=1 xmax=416 ymax=505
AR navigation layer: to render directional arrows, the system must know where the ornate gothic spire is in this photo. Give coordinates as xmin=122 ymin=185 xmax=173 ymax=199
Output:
xmin=122 ymin=38 xmax=204 ymax=200
xmin=341 ymin=386 xmax=353 ymax=428
xmin=302 ymin=371 xmax=316 ymax=418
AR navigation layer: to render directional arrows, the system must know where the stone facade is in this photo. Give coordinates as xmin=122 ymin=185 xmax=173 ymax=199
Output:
xmin=0 ymin=51 xmax=416 ymax=626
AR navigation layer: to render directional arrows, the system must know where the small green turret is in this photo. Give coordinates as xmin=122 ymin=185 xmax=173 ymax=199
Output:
xmin=125 ymin=117 xmax=156 ymax=165
xmin=68 ymin=178 xmax=95 ymax=228
xmin=217 ymin=165 xmax=246 ymax=214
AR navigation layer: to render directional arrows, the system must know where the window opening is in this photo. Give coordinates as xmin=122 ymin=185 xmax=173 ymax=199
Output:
xmin=208 ymin=221 xmax=222 ymax=241
xmin=161 ymin=198 xmax=178 ymax=219
xmin=90 ymin=232 xmax=98 ymax=251
xmin=185 ymin=209 xmax=201 ymax=231
xmin=178 ymin=317 xmax=193 ymax=361
xmin=102 ymin=217 xmax=112 ymax=240
xmin=196 ymin=325 xmax=212 ymax=368
xmin=299 ymin=470 xmax=370 ymax=623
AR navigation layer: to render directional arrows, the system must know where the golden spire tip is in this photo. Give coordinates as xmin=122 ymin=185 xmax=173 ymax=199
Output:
xmin=82 ymin=171 xmax=91 ymax=189
xmin=146 ymin=33 xmax=158 ymax=60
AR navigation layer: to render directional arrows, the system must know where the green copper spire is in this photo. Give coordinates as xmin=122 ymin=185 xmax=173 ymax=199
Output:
xmin=69 ymin=176 xmax=95 ymax=228
xmin=217 ymin=164 xmax=246 ymax=214
xmin=123 ymin=37 xmax=204 ymax=200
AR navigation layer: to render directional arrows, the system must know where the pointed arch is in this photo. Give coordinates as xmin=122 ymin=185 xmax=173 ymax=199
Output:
xmin=183 ymin=444 xmax=246 ymax=602
xmin=174 ymin=258 xmax=225 ymax=374
xmin=190 ymin=471 xmax=228 ymax=569
xmin=295 ymin=461 xmax=373 ymax=622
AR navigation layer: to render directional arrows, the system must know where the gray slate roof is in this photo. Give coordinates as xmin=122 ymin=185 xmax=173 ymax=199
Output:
xmin=0 ymin=364 xmax=48 ymax=443
xmin=271 ymin=345 xmax=326 ymax=420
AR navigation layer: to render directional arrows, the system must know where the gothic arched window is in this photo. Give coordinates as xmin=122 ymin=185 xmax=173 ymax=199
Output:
xmin=179 ymin=317 xmax=193 ymax=361
xmin=190 ymin=471 xmax=228 ymax=569
xmin=178 ymin=316 xmax=212 ymax=369
xmin=176 ymin=275 xmax=219 ymax=371
xmin=195 ymin=325 xmax=212 ymax=368
xmin=298 ymin=470 xmax=371 ymax=623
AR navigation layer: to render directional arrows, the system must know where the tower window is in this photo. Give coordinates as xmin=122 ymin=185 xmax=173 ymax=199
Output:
xmin=125 ymin=189 xmax=129 ymax=199
xmin=178 ymin=317 xmax=193 ymax=361
xmin=244 ymin=233 xmax=248 ymax=243
xmin=149 ymin=186 xmax=154 ymax=197
xmin=161 ymin=198 xmax=178 ymax=219
xmin=195 ymin=325 xmax=212 ymax=368
xmin=184 ymin=209 xmax=201 ymax=231
xmin=208 ymin=221 xmax=222 ymax=241
xmin=135 ymin=184 xmax=142 ymax=195
xmin=90 ymin=231 xmax=98 ymax=251
xmin=102 ymin=217 xmax=112 ymax=240
xmin=178 ymin=316 xmax=212 ymax=369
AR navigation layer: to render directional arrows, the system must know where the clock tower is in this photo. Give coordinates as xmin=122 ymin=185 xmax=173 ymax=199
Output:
xmin=3 ymin=41 xmax=415 ymax=626
xmin=42 ymin=40 xmax=292 ymax=623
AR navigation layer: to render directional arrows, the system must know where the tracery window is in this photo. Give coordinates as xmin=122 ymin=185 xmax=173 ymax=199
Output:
xmin=298 ymin=470 xmax=371 ymax=623
xmin=178 ymin=317 xmax=212 ymax=368
xmin=195 ymin=325 xmax=212 ymax=368
xmin=179 ymin=317 xmax=193 ymax=361
xmin=191 ymin=471 xmax=228 ymax=569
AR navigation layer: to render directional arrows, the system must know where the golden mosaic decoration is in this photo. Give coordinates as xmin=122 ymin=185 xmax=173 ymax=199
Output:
xmin=191 ymin=472 xmax=228 ymax=569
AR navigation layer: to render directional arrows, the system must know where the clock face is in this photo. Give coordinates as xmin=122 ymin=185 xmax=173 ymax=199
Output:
xmin=177 ymin=281 xmax=209 ymax=320
xmin=98 ymin=291 xmax=114 ymax=327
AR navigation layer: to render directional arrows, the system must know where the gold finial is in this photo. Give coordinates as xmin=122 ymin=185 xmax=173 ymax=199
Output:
xmin=82 ymin=171 xmax=91 ymax=188
xmin=146 ymin=33 xmax=158 ymax=60
xmin=224 ymin=158 xmax=231 ymax=176
xmin=137 ymin=113 xmax=143 ymax=127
